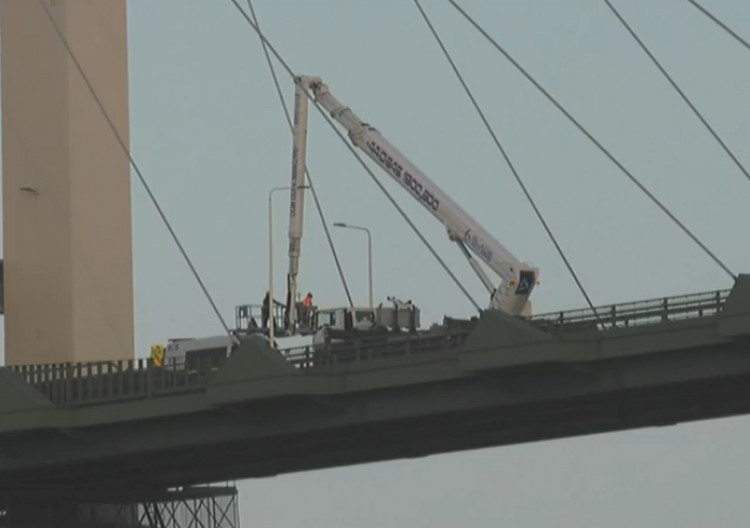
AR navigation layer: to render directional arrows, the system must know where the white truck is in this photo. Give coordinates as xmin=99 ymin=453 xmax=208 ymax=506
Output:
xmin=156 ymin=333 xmax=279 ymax=370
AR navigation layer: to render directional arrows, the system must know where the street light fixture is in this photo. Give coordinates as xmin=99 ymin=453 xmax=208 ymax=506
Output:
xmin=333 ymin=222 xmax=373 ymax=310
xmin=268 ymin=185 xmax=309 ymax=347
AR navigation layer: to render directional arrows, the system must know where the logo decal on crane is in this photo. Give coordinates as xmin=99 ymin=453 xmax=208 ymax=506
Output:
xmin=366 ymin=140 xmax=440 ymax=212
xmin=515 ymin=270 xmax=536 ymax=295
xmin=464 ymin=230 xmax=492 ymax=262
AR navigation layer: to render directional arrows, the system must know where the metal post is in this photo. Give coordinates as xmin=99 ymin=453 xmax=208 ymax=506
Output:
xmin=366 ymin=229 xmax=373 ymax=310
xmin=268 ymin=186 xmax=308 ymax=347
xmin=333 ymin=222 xmax=374 ymax=310
xmin=268 ymin=188 xmax=282 ymax=348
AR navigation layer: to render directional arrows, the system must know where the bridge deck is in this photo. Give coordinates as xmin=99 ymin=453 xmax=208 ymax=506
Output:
xmin=3 ymin=286 xmax=732 ymax=408
xmin=0 ymin=275 xmax=747 ymax=493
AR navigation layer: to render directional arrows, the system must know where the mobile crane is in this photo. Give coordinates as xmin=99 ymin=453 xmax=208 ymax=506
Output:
xmin=153 ymin=75 xmax=540 ymax=365
xmin=283 ymin=75 xmax=539 ymax=324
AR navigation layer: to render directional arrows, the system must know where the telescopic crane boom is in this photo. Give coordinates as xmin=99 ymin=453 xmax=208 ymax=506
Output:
xmin=284 ymin=81 xmax=310 ymax=333
xmin=300 ymin=76 xmax=539 ymax=316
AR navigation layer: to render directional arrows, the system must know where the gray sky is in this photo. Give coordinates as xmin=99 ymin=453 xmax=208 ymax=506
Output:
xmin=6 ymin=0 xmax=750 ymax=525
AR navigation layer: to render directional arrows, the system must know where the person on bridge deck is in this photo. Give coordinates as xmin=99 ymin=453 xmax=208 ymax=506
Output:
xmin=262 ymin=291 xmax=270 ymax=329
xmin=301 ymin=292 xmax=313 ymax=326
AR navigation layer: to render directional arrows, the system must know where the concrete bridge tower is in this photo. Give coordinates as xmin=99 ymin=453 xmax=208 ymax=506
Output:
xmin=1 ymin=0 xmax=134 ymax=365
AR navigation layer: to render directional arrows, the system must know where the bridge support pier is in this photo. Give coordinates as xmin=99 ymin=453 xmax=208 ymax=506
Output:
xmin=0 ymin=485 xmax=239 ymax=528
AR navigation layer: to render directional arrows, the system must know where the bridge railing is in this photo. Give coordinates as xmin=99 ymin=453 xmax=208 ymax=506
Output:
xmin=5 ymin=331 xmax=469 ymax=406
xmin=531 ymin=288 xmax=729 ymax=333
xmin=279 ymin=329 xmax=471 ymax=369
xmin=6 ymin=354 xmax=225 ymax=406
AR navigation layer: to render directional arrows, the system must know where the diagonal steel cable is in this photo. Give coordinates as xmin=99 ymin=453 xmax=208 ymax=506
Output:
xmin=244 ymin=0 xmax=354 ymax=309
xmin=605 ymin=0 xmax=750 ymax=184
xmin=228 ymin=0 xmax=482 ymax=312
xmin=447 ymin=0 xmax=735 ymax=280
xmin=36 ymin=0 xmax=235 ymax=339
xmin=414 ymin=0 xmax=601 ymax=320
xmin=686 ymin=0 xmax=750 ymax=52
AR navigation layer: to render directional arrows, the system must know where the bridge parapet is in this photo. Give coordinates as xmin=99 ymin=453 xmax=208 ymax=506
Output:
xmin=279 ymin=329 xmax=469 ymax=369
xmin=1 ymin=330 xmax=471 ymax=407
xmin=5 ymin=355 xmax=220 ymax=406
xmin=3 ymin=280 xmax=748 ymax=410
xmin=531 ymin=288 xmax=729 ymax=334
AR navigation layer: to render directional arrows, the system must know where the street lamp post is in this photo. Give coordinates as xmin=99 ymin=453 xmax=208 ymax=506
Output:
xmin=333 ymin=222 xmax=373 ymax=310
xmin=268 ymin=185 xmax=308 ymax=347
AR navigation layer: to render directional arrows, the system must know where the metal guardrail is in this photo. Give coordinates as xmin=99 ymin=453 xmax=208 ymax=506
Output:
xmin=531 ymin=288 xmax=729 ymax=333
xmin=278 ymin=330 xmax=470 ymax=369
xmin=4 ymin=331 xmax=470 ymax=406
xmin=7 ymin=356 xmax=223 ymax=406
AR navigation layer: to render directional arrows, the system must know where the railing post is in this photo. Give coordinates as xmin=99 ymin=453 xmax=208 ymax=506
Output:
xmin=96 ymin=363 xmax=104 ymax=400
xmin=146 ymin=358 xmax=153 ymax=398
xmin=105 ymin=362 xmax=113 ymax=400
xmin=51 ymin=364 xmax=60 ymax=404
xmin=86 ymin=363 xmax=93 ymax=402
xmin=195 ymin=354 xmax=203 ymax=387
xmin=42 ymin=364 xmax=50 ymax=399
xmin=170 ymin=357 xmax=177 ymax=388
xmin=158 ymin=358 xmax=167 ymax=392
xmin=117 ymin=361 xmax=124 ymax=398
xmin=65 ymin=364 xmax=73 ymax=405
xmin=662 ymin=298 xmax=669 ymax=322
xmin=75 ymin=363 xmax=82 ymax=403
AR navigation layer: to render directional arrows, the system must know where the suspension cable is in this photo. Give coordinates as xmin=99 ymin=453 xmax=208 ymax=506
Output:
xmin=686 ymin=0 xmax=750 ymax=53
xmin=36 ymin=0 xmax=235 ymax=339
xmin=244 ymin=0 xmax=355 ymax=309
xmin=605 ymin=0 xmax=750 ymax=185
xmin=414 ymin=0 xmax=601 ymax=319
xmin=228 ymin=0 xmax=482 ymax=312
xmin=447 ymin=0 xmax=735 ymax=280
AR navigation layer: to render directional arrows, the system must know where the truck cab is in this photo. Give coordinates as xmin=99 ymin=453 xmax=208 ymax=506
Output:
xmin=162 ymin=335 xmax=232 ymax=371
xmin=157 ymin=333 xmax=283 ymax=372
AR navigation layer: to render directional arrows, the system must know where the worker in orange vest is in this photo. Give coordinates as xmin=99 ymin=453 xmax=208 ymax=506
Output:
xmin=301 ymin=292 xmax=313 ymax=327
